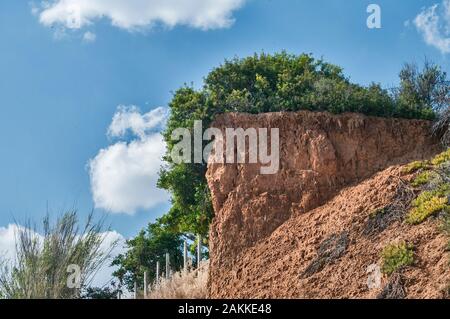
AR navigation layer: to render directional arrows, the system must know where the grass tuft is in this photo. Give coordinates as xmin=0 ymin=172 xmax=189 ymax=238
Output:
xmin=381 ymin=242 xmax=414 ymax=275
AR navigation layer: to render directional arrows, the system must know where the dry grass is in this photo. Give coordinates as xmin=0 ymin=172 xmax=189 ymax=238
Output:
xmin=147 ymin=261 xmax=209 ymax=299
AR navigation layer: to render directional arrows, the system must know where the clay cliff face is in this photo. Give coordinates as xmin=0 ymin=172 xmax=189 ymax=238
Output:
xmin=206 ymin=111 xmax=442 ymax=298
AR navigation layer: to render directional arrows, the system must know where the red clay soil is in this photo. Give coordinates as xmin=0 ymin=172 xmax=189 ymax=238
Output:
xmin=206 ymin=111 xmax=448 ymax=298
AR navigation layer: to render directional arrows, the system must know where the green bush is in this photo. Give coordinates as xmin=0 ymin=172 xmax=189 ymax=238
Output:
xmin=407 ymin=196 xmax=449 ymax=225
xmin=406 ymin=184 xmax=450 ymax=224
xmin=381 ymin=242 xmax=414 ymax=275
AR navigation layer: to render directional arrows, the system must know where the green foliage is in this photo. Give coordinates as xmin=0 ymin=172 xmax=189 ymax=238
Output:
xmin=406 ymin=184 xmax=450 ymax=224
xmin=111 ymin=221 xmax=183 ymax=292
xmin=0 ymin=211 xmax=114 ymax=299
xmin=381 ymin=242 xmax=414 ymax=275
xmin=405 ymin=150 xmax=450 ymax=224
xmin=393 ymin=60 xmax=449 ymax=120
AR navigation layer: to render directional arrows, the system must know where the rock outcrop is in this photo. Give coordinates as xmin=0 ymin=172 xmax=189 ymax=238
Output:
xmin=206 ymin=111 xmax=444 ymax=298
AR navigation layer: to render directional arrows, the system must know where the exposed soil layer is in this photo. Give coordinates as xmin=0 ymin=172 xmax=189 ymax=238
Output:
xmin=206 ymin=111 xmax=447 ymax=298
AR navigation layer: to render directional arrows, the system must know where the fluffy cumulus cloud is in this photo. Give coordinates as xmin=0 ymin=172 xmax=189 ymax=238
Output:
xmin=88 ymin=106 xmax=169 ymax=215
xmin=36 ymin=0 xmax=246 ymax=32
xmin=0 ymin=224 xmax=126 ymax=288
xmin=414 ymin=0 xmax=450 ymax=54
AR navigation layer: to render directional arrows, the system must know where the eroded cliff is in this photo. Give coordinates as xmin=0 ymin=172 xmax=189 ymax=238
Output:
xmin=206 ymin=111 xmax=446 ymax=298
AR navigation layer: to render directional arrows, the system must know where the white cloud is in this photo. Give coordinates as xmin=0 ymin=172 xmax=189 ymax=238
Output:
xmin=0 ymin=224 xmax=25 ymax=263
xmin=414 ymin=0 xmax=450 ymax=54
xmin=108 ymin=106 xmax=168 ymax=139
xmin=91 ymin=230 xmax=126 ymax=287
xmin=82 ymin=31 xmax=96 ymax=42
xmin=0 ymin=224 xmax=126 ymax=288
xmin=36 ymin=0 xmax=246 ymax=32
xmin=88 ymin=106 xmax=169 ymax=215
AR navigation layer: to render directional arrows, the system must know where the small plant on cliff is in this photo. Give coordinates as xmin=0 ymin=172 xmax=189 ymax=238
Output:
xmin=431 ymin=149 xmax=450 ymax=166
xmin=407 ymin=196 xmax=448 ymax=224
xmin=405 ymin=151 xmax=450 ymax=224
xmin=381 ymin=242 xmax=414 ymax=275
xmin=411 ymin=171 xmax=435 ymax=187
xmin=402 ymin=160 xmax=430 ymax=174
xmin=406 ymin=185 xmax=450 ymax=224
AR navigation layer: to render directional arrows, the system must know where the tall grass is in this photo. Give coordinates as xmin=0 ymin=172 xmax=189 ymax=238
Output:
xmin=147 ymin=260 xmax=208 ymax=299
xmin=0 ymin=211 xmax=117 ymax=299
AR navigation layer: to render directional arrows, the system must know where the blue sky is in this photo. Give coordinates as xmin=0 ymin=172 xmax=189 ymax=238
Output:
xmin=0 ymin=0 xmax=449 ymax=245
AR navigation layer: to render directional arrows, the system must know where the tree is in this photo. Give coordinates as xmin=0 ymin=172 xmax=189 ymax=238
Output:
xmin=394 ymin=60 xmax=449 ymax=120
xmin=111 ymin=220 xmax=183 ymax=292
xmin=0 ymin=211 xmax=116 ymax=299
